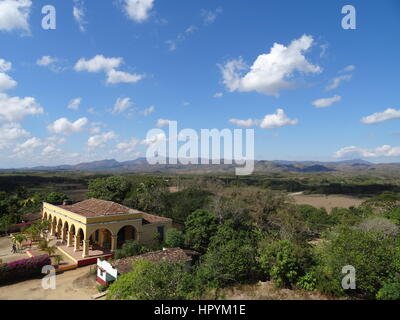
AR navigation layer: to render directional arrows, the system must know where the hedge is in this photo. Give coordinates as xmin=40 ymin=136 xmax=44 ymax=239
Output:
xmin=0 ymin=254 xmax=51 ymax=285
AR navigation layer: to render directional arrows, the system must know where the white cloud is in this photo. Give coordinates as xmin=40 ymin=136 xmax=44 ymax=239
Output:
xmin=122 ymin=0 xmax=154 ymax=23
xmin=0 ymin=93 xmax=43 ymax=122
xmin=36 ymin=56 xmax=55 ymax=66
xmin=213 ymin=92 xmax=223 ymax=98
xmin=106 ymin=69 xmax=143 ymax=84
xmin=156 ymin=118 xmax=171 ymax=128
xmin=361 ymin=108 xmax=400 ymax=124
xmin=334 ymin=145 xmax=400 ymax=159
xmin=220 ymin=35 xmax=322 ymax=96
xmin=116 ymin=137 xmax=138 ymax=154
xmin=340 ymin=65 xmax=356 ymax=73
xmin=142 ymin=105 xmax=155 ymax=116
xmin=312 ymin=95 xmax=341 ymax=108
xmin=0 ymin=123 xmax=30 ymax=149
xmin=326 ymin=74 xmax=352 ymax=91
xmin=73 ymin=0 xmax=87 ymax=32
xmin=0 ymin=59 xmax=12 ymax=72
xmin=182 ymin=101 xmax=190 ymax=107
xmin=47 ymin=117 xmax=88 ymax=135
xmin=88 ymin=131 xmax=118 ymax=148
xmin=13 ymin=137 xmax=43 ymax=156
xmin=112 ymin=97 xmax=132 ymax=114
xmin=229 ymin=118 xmax=257 ymax=128
xmin=67 ymin=97 xmax=82 ymax=110
xmin=165 ymin=40 xmax=177 ymax=52
xmin=229 ymin=109 xmax=298 ymax=129
xmin=0 ymin=0 xmax=31 ymax=33
xmin=260 ymin=109 xmax=298 ymax=129
xmin=0 ymin=72 xmax=17 ymax=91
xmin=74 ymin=55 xmax=123 ymax=73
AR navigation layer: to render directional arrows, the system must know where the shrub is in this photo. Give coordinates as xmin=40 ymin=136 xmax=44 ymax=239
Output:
xmin=0 ymin=254 xmax=51 ymax=284
xmin=258 ymin=239 xmax=314 ymax=288
xmin=114 ymin=240 xmax=148 ymax=260
xmin=296 ymin=272 xmax=317 ymax=291
xmin=376 ymin=276 xmax=400 ymax=300
xmin=185 ymin=209 xmax=218 ymax=253
xmin=164 ymin=229 xmax=185 ymax=248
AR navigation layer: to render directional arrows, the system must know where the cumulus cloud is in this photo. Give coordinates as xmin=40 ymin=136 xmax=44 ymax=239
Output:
xmin=334 ymin=145 xmax=400 ymax=159
xmin=88 ymin=131 xmax=118 ymax=148
xmin=73 ymin=0 xmax=87 ymax=32
xmin=156 ymin=119 xmax=171 ymax=128
xmin=220 ymin=35 xmax=322 ymax=96
xmin=312 ymin=95 xmax=341 ymax=108
xmin=106 ymin=69 xmax=143 ymax=84
xmin=326 ymin=74 xmax=352 ymax=91
xmin=74 ymin=55 xmax=123 ymax=73
xmin=0 ymin=123 xmax=30 ymax=149
xmin=229 ymin=109 xmax=298 ymax=129
xmin=36 ymin=56 xmax=55 ymax=66
xmin=47 ymin=117 xmax=88 ymax=135
xmin=122 ymin=0 xmax=154 ymax=23
xmin=116 ymin=137 xmax=138 ymax=154
xmin=361 ymin=108 xmax=400 ymax=124
xmin=0 ymin=0 xmax=32 ymax=33
xmin=67 ymin=97 xmax=82 ymax=110
xmin=141 ymin=132 xmax=167 ymax=145
xmin=0 ymin=72 xmax=17 ymax=91
xmin=13 ymin=137 xmax=43 ymax=157
xmin=112 ymin=97 xmax=132 ymax=114
xmin=0 ymin=93 xmax=43 ymax=122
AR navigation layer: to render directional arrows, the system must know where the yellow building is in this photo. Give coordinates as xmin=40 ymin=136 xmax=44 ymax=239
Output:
xmin=42 ymin=198 xmax=172 ymax=259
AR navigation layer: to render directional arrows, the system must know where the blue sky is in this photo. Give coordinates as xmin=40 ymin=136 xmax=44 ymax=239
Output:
xmin=0 ymin=0 xmax=399 ymax=168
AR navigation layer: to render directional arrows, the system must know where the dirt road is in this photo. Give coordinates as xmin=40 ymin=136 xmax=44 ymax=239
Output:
xmin=0 ymin=265 xmax=99 ymax=300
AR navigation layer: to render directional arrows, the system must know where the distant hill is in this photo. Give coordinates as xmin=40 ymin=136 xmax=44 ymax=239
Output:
xmin=2 ymin=157 xmax=400 ymax=174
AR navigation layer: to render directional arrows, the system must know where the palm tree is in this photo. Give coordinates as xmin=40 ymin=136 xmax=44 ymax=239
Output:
xmin=13 ymin=234 xmax=27 ymax=252
xmin=38 ymin=239 xmax=57 ymax=257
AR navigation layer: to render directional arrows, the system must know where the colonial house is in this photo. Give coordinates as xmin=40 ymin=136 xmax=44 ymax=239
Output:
xmin=42 ymin=198 xmax=172 ymax=261
xmin=96 ymin=248 xmax=200 ymax=286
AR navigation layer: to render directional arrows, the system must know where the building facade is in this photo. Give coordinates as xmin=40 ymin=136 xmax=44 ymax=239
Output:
xmin=42 ymin=198 xmax=172 ymax=258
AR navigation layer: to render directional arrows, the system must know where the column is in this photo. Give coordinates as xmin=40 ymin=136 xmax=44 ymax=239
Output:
xmin=82 ymin=240 xmax=90 ymax=258
xmin=99 ymin=229 xmax=105 ymax=247
xmin=74 ymin=234 xmax=80 ymax=252
xmin=111 ymin=235 xmax=118 ymax=252
xmin=61 ymin=228 xmax=67 ymax=243
xmin=67 ymin=232 xmax=73 ymax=247
xmin=50 ymin=223 xmax=55 ymax=236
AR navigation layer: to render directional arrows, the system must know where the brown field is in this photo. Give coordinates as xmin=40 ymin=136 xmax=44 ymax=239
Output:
xmin=291 ymin=193 xmax=367 ymax=212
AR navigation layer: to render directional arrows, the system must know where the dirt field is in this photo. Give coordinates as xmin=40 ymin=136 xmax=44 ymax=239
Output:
xmin=221 ymin=281 xmax=337 ymax=300
xmin=0 ymin=265 xmax=99 ymax=300
xmin=291 ymin=194 xmax=366 ymax=212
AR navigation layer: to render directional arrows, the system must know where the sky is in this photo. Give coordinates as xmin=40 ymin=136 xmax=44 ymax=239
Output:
xmin=0 ymin=0 xmax=400 ymax=168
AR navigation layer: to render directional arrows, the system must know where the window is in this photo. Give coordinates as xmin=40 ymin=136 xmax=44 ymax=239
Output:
xmin=157 ymin=226 xmax=165 ymax=241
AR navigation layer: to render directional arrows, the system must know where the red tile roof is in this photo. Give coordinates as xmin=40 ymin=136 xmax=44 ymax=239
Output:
xmin=111 ymin=248 xmax=195 ymax=274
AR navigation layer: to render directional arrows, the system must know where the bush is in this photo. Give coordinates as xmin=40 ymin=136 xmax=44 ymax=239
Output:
xmin=114 ymin=241 xmax=148 ymax=260
xmin=164 ymin=229 xmax=185 ymax=248
xmin=296 ymin=272 xmax=317 ymax=291
xmin=376 ymin=276 xmax=400 ymax=300
xmin=258 ymin=239 xmax=314 ymax=288
xmin=0 ymin=254 xmax=51 ymax=284
xmin=185 ymin=209 xmax=218 ymax=253
xmin=315 ymin=229 xmax=398 ymax=298
xmin=107 ymin=260 xmax=193 ymax=300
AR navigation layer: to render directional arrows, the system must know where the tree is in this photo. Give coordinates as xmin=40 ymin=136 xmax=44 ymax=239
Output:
xmin=315 ymin=228 xmax=398 ymax=298
xmin=44 ymin=192 xmax=68 ymax=205
xmin=13 ymin=234 xmax=27 ymax=251
xmin=0 ymin=215 xmax=12 ymax=235
xmin=376 ymin=275 xmax=400 ymax=300
xmin=114 ymin=241 xmax=148 ymax=260
xmin=87 ymin=176 xmax=131 ymax=203
xmin=164 ymin=229 xmax=185 ymax=248
xmin=38 ymin=239 xmax=57 ymax=257
xmin=184 ymin=209 xmax=218 ymax=253
xmin=199 ymin=222 xmax=260 ymax=287
xmin=297 ymin=205 xmax=338 ymax=237
xmin=107 ymin=260 xmax=192 ymax=300
xmin=258 ymin=239 xmax=314 ymax=288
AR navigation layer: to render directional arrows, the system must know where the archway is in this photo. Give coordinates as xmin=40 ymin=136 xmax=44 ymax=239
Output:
xmin=56 ymin=219 xmax=63 ymax=239
xmin=89 ymin=228 xmax=112 ymax=250
xmin=117 ymin=225 xmax=136 ymax=249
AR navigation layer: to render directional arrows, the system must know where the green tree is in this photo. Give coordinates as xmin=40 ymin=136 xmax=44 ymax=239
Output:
xmin=184 ymin=209 xmax=218 ymax=253
xmin=44 ymin=192 xmax=68 ymax=205
xmin=164 ymin=229 xmax=185 ymax=248
xmin=107 ymin=260 xmax=192 ymax=300
xmin=114 ymin=240 xmax=148 ymax=260
xmin=258 ymin=239 xmax=314 ymax=288
xmin=87 ymin=176 xmax=131 ymax=203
